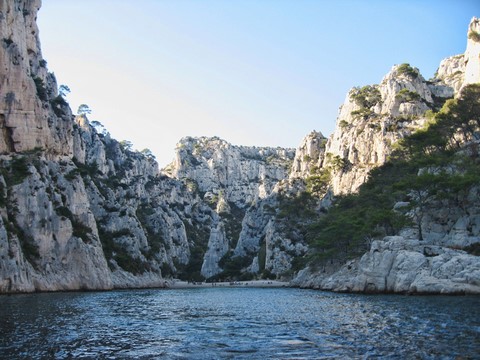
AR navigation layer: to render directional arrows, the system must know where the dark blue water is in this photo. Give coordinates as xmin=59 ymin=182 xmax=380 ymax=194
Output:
xmin=0 ymin=288 xmax=479 ymax=359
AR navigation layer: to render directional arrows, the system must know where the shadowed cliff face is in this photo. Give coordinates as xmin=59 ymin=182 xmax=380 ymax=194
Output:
xmin=0 ymin=1 xmax=478 ymax=293
xmin=0 ymin=0 xmax=73 ymax=155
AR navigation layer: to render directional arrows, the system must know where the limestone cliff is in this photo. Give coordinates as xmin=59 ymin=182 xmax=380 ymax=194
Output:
xmin=293 ymin=17 xmax=479 ymax=197
xmin=292 ymin=63 xmax=451 ymax=195
xmin=163 ymin=136 xmax=295 ymax=279
xmin=0 ymin=0 xmax=72 ymax=155
xmin=233 ymin=18 xmax=480 ymax=281
xmin=164 ymin=136 xmax=294 ymax=209
xmin=291 ymin=17 xmax=480 ymax=293
xmin=1 ymin=0 xmax=478 ymax=294
xmin=0 ymin=0 xmax=192 ymax=292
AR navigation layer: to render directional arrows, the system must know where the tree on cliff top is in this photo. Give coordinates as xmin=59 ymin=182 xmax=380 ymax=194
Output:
xmin=77 ymin=104 xmax=92 ymax=115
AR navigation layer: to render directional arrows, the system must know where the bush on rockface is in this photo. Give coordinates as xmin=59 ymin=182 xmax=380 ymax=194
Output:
xmin=33 ymin=77 xmax=48 ymax=101
xmin=350 ymin=85 xmax=382 ymax=109
xmin=395 ymin=88 xmax=421 ymax=103
xmin=397 ymin=63 xmax=419 ymax=79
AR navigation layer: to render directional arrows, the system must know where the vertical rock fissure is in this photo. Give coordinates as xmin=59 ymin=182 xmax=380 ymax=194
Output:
xmin=0 ymin=114 xmax=15 ymax=152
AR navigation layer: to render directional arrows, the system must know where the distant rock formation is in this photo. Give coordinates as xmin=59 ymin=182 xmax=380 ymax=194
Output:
xmin=163 ymin=136 xmax=295 ymax=279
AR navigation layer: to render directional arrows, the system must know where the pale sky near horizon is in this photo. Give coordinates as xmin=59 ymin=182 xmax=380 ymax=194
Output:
xmin=37 ymin=1 xmax=478 ymax=167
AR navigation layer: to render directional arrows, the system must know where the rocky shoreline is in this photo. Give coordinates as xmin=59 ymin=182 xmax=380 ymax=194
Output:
xmin=292 ymin=236 xmax=480 ymax=295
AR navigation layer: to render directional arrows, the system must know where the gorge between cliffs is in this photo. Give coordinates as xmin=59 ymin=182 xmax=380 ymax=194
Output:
xmin=0 ymin=1 xmax=480 ymax=297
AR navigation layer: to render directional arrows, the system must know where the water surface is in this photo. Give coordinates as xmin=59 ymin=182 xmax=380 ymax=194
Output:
xmin=1 ymin=288 xmax=479 ymax=359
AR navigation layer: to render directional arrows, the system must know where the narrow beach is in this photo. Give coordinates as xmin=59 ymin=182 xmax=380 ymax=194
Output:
xmin=165 ymin=280 xmax=289 ymax=289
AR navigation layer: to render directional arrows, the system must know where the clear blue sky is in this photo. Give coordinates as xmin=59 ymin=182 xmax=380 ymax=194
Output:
xmin=38 ymin=0 xmax=478 ymax=167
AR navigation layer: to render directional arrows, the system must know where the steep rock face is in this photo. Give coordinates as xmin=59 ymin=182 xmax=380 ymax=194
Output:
xmin=231 ymin=178 xmax=314 ymax=277
xmin=0 ymin=0 xmax=201 ymax=291
xmin=1 ymin=109 xmax=217 ymax=292
xmin=200 ymin=17 xmax=480 ymax=280
xmin=319 ymin=64 xmax=438 ymax=194
xmin=291 ymin=18 xmax=480 ymax=292
xmin=200 ymin=221 xmax=228 ymax=279
xmin=0 ymin=0 xmax=72 ymax=155
xmin=289 ymin=131 xmax=328 ymax=179
xmin=464 ymin=17 xmax=480 ymax=86
xmin=292 ymin=19 xmax=480 ymax=196
xmin=433 ymin=17 xmax=479 ymax=96
xmin=73 ymin=120 xmax=191 ymax=283
xmin=0 ymin=153 xmax=113 ymax=292
xmin=164 ymin=136 xmax=295 ymax=278
xmin=418 ymin=186 xmax=480 ymax=247
xmin=434 ymin=55 xmax=465 ymax=95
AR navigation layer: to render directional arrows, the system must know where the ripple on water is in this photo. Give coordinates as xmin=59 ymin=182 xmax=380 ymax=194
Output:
xmin=0 ymin=288 xmax=479 ymax=359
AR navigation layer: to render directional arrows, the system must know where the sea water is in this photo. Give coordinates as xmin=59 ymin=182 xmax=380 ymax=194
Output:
xmin=1 ymin=287 xmax=479 ymax=359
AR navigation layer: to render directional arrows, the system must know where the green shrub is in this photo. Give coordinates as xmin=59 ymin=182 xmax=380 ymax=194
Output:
xmin=261 ymin=269 xmax=276 ymax=280
xmin=33 ymin=77 xmax=48 ymax=101
xmin=339 ymin=120 xmax=350 ymax=129
xmin=0 ymin=181 xmax=6 ymax=208
xmin=50 ymin=95 xmax=68 ymax=117
xmin=177 ymin=245 xmax=206 ymax=282
xmin=72 ymin=159 xmax=99 ymax=178
xmin=71 ymin=218 xmax=92 ymax=243
xmin=220 ymin=203 xmax=244 ymax=248
xmin=464 ymin=243 xmax=480 ymax=256
xmin=397 ymin=63 xmax=419 ymax=79
xmin=4 ymin=216 xmax=40 ymax=268
xmin=1 ymin=157 xmax=31 ymax=186
xmin=351 ymin=108 xmax=375 ymax=120
xmin=98 ymin=227 xmax=149 ymax=274
xmin=305 ymin=168 xmax=331 ymax=196
xmin=395 ymin=88 xmax=421 ymax=103
xmin=468 ymin=30 xmax=480 ymax=42
xmin=258 ymin=242 xmax=267 ymax=272
xmin=56 ymin=206 xmax=73 ymax=219
xmin=350 ymin=85 xmax=381 ymax=109
xmin=329 ymin=155 xmax=348 ymax=172
xmin=208 ymin=252 xmax=253 ymax=281
xmin=277 ymin=191 xmax=316 ymax=220
xmin=114 ymin=250 xmax=150 ymax=275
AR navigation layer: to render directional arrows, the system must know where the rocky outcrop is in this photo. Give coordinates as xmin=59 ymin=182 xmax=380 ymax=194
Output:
xmin=164 ymin=136 xmax=294 ymax=208
xmin=294 ymin=63 xmax=449 ymax=195
xmin=464 ymin=17 xmax=480 ymax=86
xmin=434 ymin=55 xmax=465 ymax=95
xmin=190 ymin=17 xmax=480 ymax=282
xmin=163 ymin=136 xmax=295 ymax=279
xmin=294 ymin=236 xmax=480 ymax=294
xmin=0 ymin=0 xmax=73 ymax=155
xmin=200 ymin=221 xmax=229 ymax=279
xmin=289 ymin=131 xmax=328 ymax=179
xmin=292 ymin=18 xmax=480 ymax=197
